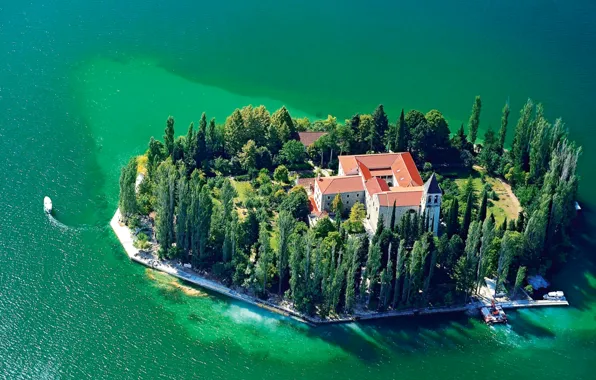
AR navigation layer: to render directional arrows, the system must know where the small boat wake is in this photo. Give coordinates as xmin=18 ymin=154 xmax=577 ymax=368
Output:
xmin=47 ymin=214 xmax=72 ymax=230
xmin=44 ymin=196 xmax=103 ymax=232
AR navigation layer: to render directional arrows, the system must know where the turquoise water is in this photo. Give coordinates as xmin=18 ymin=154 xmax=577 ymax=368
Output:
xmin=1 ymin=0 xmax=595 ymax=378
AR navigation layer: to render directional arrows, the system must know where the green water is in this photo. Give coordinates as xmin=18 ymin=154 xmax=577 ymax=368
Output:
xmin=1 ymin=0 xmax=595 ymax=378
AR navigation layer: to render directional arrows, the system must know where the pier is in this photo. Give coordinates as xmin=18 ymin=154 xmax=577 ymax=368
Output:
xmin=111 ymin=209 xmax=569 ymax=326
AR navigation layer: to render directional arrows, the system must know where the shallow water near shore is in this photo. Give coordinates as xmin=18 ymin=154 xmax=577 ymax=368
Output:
xmin=1 ymin=0 xmax=595 ymax=378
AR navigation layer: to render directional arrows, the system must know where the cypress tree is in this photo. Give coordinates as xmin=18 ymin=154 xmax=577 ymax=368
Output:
xmin=392 ymin=240 xmax=405 ymax=309
xmin=512 ymin=99 xmax=534 ymax=170
xmin=118 ymin=156 xmax=138 ymax=223
xmin=477 ymin=189 xmax=488 ymax=222
xmin=468 ymin=96 xmax=482 ymax=145
xmin=498 ymin=102 xmax=510 ymax=152
xmin=517 ymin=211 xmax=525 ymax=232
xmin=395 ymin=109 xmax=407 ymax=152
xmin=154 ymin=158 xmax=177 ymax=255
xmin=389 ymin=201 xmax=397 ymax=231
xmin=276 ymin=211 xmax=295 ymax=295
xmin=207 ymin=118 xmax=218 ymax=157
xmin=446 ymin=198 xmax=459 ymax=237
xmin=185 ymin=122 xmax=196 ymax=167
xmin=196 ymin=112 xmax=207 ymax=165
xmin=176 ymin=165 xmax=191 ymax=256
xmin=164 ymin=116 xmax=175 ymax=158
xmin=461 ymin=191 xmax=474 ymax=239
xmin=371 ymin=104 xmax=389 ymax=152
xmin=366 ymin=243 xmax=382 ymax=307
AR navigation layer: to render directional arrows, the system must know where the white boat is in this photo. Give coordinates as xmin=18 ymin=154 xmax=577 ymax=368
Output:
xmin=543 ymin=291 xmax=566 ymax=301
xmin=44 ymin=196 xmax=53 ymax=214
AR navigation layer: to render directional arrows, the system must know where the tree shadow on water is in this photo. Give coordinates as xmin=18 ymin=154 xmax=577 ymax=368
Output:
xmin=301 ymin=312 xmax=478 ymax=362
xmin=506 ymin=311 xmax=556 ymax=340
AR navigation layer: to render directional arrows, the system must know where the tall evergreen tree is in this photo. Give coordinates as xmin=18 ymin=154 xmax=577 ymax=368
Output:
xmin=365 ymin=243 xmax=382 ymax=307
xmin=276 ymin=211 xmax=295 ymax=295
xmin=176 ymin=165 xmax=191 ymax=256
xmin=184 ymin=122 xmax=196 ymax=168
xmin=446 ymin=198 xmax=459 ymax=237
xmin=498 ymin=102 xmax=510 ymax=152
xmin=164 ymin=116 xmax=175 ymax=158
xmin=389 ymin=201 xmax=397 ymax=231
xmin=257 ymin=223 xmax=271 ymax=294
xmin=118 ymin=157 xmax=138 ymax=223
xmin=371 ymin=104 xmax=389 ymax=152
xmin=468 ymin=96 xmax=482 ymax=145
xmin=392 ymin=240 xmax=406 ymax=308
xmin=154 ymin=158 xmax=177 ymax=253
xmin=512 ymin=98 xmax=534 ymax=170
xmin=477 ymin=189 xmax=488 ymax=222
xmin=196 ymin=112 xmax=207 ymax=165
xmin=461 ymin=191 xmax=474 ymax=239
xmin=395 ymin=109 xmax=407 ymax=152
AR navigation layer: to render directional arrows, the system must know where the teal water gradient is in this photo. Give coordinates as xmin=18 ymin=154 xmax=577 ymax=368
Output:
xmin=1 ymin=1 xmax=595 ymax=378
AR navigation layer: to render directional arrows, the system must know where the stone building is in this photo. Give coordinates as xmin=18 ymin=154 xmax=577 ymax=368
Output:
xmin=312 ymin=152 xmax=442 ymax=235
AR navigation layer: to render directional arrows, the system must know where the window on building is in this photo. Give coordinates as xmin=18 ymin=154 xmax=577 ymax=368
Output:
xmin=357 ymin=194 xmax=359 ymax=197
xmin=434 ymin=195 xmax=439 ymax=204
xmin=327 ymin=196 xmax=330 ymax=200
xmin=428 ymin=196 xmax=432 ymax=203
xmin=347 ymin=194 xmax=349 ymax=198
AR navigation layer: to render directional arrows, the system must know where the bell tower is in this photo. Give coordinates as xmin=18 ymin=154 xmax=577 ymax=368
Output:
xmin=421 ymin=173 xmax=442 ymax=235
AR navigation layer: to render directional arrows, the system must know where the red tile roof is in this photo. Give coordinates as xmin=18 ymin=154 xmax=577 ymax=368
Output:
xmin=298 ymin=132 xmax=327 ymax=147
xmin=338 ymin=152 xmax=423 ymax=187
xmin=376 ymin=189 xmax=423 ymax=207
xmin=315 ymin=176 xmax=364 ymax=195
xmin=365 ymin=177 xmax=390 ymax=196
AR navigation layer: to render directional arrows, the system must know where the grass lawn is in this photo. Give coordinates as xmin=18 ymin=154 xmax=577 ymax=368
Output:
xmin=230 ymin=179 xmax=253 ymax=203
xmin=450 ymin=166 xmax=521 ymax=224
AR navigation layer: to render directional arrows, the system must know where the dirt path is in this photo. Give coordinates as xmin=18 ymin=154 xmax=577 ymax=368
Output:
xmin=496 ymin=177 xmax=521 ymax=215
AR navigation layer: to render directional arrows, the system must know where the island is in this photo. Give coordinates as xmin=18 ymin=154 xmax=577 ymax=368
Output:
xmin=111 ymin=98 xmax=578 ymax=324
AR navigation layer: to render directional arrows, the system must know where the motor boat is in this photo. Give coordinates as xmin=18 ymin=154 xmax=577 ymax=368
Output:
xmin=543 ymin=291 xmax=566 ymax=301
xmin=44 ymin=196 xmax=53 ymax=214
xmin=480 ymin=299 xmax=507 ymax=325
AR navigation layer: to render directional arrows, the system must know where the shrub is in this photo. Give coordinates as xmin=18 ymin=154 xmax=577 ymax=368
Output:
xmin=273 ymin=165 xmax=290 ymax=183
xmin=524 ymin=284 xmax=534 ymax=295
xmin=128 ymin=215 xmax=141 ymax=229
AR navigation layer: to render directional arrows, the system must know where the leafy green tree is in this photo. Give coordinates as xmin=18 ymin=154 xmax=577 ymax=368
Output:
xmin=476 ymin=216 xmax=496 ymax=290
xmin=425 ymin=109 xmax=451 ymax=150
xmin=347 ymin=201 xmax=366 ymax=233
xmin=147 ymin=137 xmax=165 ymax=178
xmin=280 ymin=186 xmax=310 ymax=222
xmin=119 ymin=157 xmax=138 ymax=223
xmin=498 ymin=102 xmax=510 ymax=152
xmin=239 ymin=140 xmax=258 ymax=172
xmin=207 ymin=118 xmax=219 ymax=157
xmin=528 ymin=117 xmax=552 ymax=184
xmin=467 ymin=96 xmax=481 ymax=145
xmin=164 ymin=116 xmax=175 ymax=158
xmin=331 ymin=194 xmax=344 ymax=219
xmin=276 ymin=211 xmax=295 ymax=294
xmin=273 ymin=165 xmax=289 ymax=183
xmin=278 ymin=140 xmax=306 ymax=166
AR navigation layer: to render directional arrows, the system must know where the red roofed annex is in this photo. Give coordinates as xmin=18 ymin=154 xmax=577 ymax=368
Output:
xmin=313 ymin=152 xmax=442 ymax=234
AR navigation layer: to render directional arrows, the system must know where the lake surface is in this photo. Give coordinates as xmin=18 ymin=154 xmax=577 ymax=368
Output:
xmin=1 ymin=1 xmax=595 ymax=378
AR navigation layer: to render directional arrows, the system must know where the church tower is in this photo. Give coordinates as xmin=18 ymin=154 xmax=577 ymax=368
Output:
xmin=421 ymin=173 xmax=442 ymax=235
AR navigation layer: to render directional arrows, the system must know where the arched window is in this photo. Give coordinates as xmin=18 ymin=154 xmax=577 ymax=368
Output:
xmin=434 ymin=195 xmax=439 ymax=204
xmin=428 ymin=196 xmax=432 ymax=203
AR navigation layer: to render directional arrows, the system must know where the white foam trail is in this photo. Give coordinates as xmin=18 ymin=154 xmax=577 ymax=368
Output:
xmin=47 ymin=214 xmax=72 ymax=230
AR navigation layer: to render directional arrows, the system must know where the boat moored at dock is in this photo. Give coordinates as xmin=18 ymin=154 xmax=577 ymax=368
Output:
xmin=543 ymin=291 xmax=566 ymax=301
xmin=480 ymin=299 xmax=508 ymax=325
